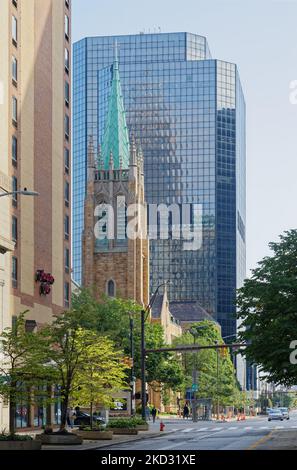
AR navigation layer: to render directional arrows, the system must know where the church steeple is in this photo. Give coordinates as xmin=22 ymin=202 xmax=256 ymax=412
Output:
xmin=101 ymin=43 xmax=130 ymax=171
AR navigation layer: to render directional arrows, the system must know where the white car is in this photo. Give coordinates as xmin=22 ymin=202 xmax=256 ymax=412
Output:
xmin=279 ymin=407 xmax=290 ymax=420
xmin=268 ymin=409 xmax=284 ymax=421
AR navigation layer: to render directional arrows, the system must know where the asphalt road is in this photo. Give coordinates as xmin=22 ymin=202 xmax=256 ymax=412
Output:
xmin=101 ymin=411 xmax=297 ymax=450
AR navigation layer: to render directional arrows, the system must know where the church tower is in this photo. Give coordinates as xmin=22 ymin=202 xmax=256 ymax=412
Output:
xmin=82 ymin=51 xmax=149 ymax=306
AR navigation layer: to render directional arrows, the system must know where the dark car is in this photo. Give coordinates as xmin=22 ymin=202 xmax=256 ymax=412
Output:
xmin=73 ymin=411 xmax=105 ymax=427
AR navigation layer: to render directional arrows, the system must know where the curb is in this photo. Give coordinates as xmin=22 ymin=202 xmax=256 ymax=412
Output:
xmin=83 ymin=431 xmax=173 ymax=450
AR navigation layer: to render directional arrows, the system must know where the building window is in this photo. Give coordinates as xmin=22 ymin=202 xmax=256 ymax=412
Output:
xmin=64 ymin=282 xmax=70 ymax=308
xmin=65 ymin=114 xmax=69 ymax=139
xmin=65 ymin=0 xmax=69 ymax=9
xmin=12 ymin=216 xmax=17 ymax=242
xmin=12 ymin=135 xmax=17 ymax=165
xmin=12 ymin=176 xmax=17 ymax=206
xmin=107 ymin=279 xmax=115 ymax=297
xmin=12 ymin=16 xmax=17 ymax=46
xmin=12 ymin=0 xmax=18 ymax=7
xmin=64 ymin=181 xmax=69 ymax=207
xmin=64 ymin=215 xmax=69 ymax=240
xmin=65 ymin=14 xmax=69 ymax=40
xmin=65 ymin=48 xmax=69 ymax=73
xmin=65 ymin=81 xmax=70 ymax=106
xmin=65 ymin=248 xmax=70 ymax=273
xmin=64 ymin=148 xmax=69 ymax=174
xmin=12 ymin=96 xmax=17 ymax=126
xmin=12 ymin=56 xmax=17 ymax=84
xmin=12 ymin=256 xmax=17 ymax=288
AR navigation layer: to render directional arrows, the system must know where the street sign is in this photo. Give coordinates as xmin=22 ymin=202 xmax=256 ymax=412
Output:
xmin=191 ymin=384 xmax=198 ymax=392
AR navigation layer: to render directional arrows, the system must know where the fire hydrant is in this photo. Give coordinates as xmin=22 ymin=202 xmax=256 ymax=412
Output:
xmin=160 ymin=421 xmax=165 ymax=432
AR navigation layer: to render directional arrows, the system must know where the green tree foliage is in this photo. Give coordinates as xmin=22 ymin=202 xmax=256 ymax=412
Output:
xmin=70 ymin=330 xmax=128 ymax=428
xmin=173 ymin=321 xmax=239 ymax=406
xmin=0 ymin=312 xmax=54 ymax=434
xmin=237 ymin=230 xmax=297 ymax=386
xmin=71 ymin=288 xmax=184 ymax=392
xmin=45 ymin=309 xmax=126 ymax=430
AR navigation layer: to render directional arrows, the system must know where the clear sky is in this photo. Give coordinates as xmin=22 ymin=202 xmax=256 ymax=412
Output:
xmin=72 ymin=0 xmax=297 ymax=274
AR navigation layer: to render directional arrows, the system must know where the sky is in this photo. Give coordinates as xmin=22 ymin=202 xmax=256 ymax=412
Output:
xmin=72 ymin=0 xmax=297 ymax=274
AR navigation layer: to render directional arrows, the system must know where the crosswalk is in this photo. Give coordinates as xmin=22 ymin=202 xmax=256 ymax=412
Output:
xmin=165 ymin=424 xmax=297 ymax=434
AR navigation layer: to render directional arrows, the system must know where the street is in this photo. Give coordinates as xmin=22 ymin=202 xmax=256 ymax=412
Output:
xmin=100 ymin=411 xmax=297 ymax=451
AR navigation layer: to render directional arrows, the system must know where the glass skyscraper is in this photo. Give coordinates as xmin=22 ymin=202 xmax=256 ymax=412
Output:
xmin=73 ymin=32 xmax=246 ymax=338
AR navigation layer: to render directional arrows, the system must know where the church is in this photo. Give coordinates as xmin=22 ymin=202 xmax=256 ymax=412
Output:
xmin=82 ymin=52 xmax=149 ymax=307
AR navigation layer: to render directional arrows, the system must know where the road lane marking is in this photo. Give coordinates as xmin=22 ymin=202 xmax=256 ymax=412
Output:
xmin=197 ymin=427 xmax=208 ymax=432
xmin=182 ymin=428 xmax=194 ymax=433
xmin=244 ymin=427 xmax=252 ymax=430
xmin=227 ymin=427 xmax=238 ymax=430
xmin=211 ymin=427 xmax=221 ymax=431
xmin=162 ymin=440 xmax=191 ymax=450
xmin=260 ymin=427 xmax=269 ymax=430
xmin=274 ymin=426 xmax=284 ymax=429
xmin=247 ymin=431 xmax=275 ymax=450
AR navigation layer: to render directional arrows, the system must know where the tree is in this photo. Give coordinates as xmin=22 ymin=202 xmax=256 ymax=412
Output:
xmin=45 ymin=309 xmax=127 ymax=431
xmin=173 ymin=321 xmax=239 ymax=407
xmin=0 ymin=312 xmax=54 ymax=434
xmin=70 ymin=330 xmax=128 ymax=429
xmin=71 ymin=289 xmax=185 ymax=393
xmin=237 ymin=229 xmax=297 ymax=386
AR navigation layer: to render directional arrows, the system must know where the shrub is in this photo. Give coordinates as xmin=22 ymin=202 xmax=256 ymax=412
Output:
xmin=107 ymin=418 xmax=136 ymax=429
xmin=130 ymin=416 xmax=146 ymax=426
xmin=0 ymin=432 xmax=33 ymax=441
xmin=78 ymin=425 xmax=105 ymax=432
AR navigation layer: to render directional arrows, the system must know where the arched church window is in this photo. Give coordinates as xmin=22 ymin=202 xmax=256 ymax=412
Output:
xmin=107 ymin=279 xmax=115 ymax=297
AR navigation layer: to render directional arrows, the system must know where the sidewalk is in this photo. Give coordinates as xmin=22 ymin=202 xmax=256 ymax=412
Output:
xmin=252 ymin=429 xmax=297 ymax=450
xmin=38 ymin=426 xmax=172 ymax=451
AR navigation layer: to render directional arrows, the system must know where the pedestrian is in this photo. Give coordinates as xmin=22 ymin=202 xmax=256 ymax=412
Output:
xmin=151 ymin=406 xmax=157 ymax=423
xmin=183 ymin=403 xmax=189 ymax=420
xmin=69 ymin=407 xmax=76 ymax=429
xmin=145 ymin=405 xmax=151 ymax=421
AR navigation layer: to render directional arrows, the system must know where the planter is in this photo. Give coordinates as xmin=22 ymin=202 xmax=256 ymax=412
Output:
xmin=108 ymin=428 xmax=138 ymax=435
xmin=0 ymin=440 xmax=42 ymax=450
xmin=136 ymin=424 xmax=149 ymax=431
xmin=36 ymin=433 xmax=83 ymax=445
xmin=76 ymin=430 xmax=113 ymax=440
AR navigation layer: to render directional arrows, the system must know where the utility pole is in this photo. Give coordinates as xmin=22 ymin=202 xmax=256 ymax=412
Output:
xmin=129 ymin=316 xmax=135 ymax=416
xmin=215 ymin=340 xmax=220 ymax=420
xmin=140 ymin=282 xmax=169 ymax=421
xmin=192 ymin=334 xmax=198 ymax=422
xmin=141 ymin=308 xmax=146 ymax=421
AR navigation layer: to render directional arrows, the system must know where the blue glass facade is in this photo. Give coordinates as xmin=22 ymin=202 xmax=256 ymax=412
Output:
xmin=73 ymin=32 xmax=246 ymax=338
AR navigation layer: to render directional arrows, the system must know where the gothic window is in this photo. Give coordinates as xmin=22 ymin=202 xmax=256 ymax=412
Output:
xmin=117 ymin=195 xmax=127 ymax=241
xmin=107 ymin=279 xmax=115 ymax=297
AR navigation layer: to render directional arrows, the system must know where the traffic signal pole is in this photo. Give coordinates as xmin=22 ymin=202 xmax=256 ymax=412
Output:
xmin=141 ymin=308 xmax=146 ymax=421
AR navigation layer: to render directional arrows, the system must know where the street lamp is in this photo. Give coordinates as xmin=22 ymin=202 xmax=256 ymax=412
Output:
xmin=0 ymin=187 xmax=39 ymax=198
xmin=141 ymin=281 xmax=169 ymax=421
xmin=129 ymin=314 xmax=135 ymax=416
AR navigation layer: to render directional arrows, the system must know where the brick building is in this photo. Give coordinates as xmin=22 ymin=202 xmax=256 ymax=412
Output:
xmin=0 ymin=0 xmax=71 ymax=430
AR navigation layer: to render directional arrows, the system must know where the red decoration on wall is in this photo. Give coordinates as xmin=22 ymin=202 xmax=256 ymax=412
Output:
xmin=35 ymin=269 xmax=55 ymax=296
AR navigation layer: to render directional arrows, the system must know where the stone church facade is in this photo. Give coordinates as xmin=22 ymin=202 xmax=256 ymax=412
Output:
xmin=82 ymin=54 xmax=149 ymax=307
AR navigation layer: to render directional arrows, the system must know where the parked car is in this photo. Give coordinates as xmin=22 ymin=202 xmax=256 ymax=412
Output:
xmin=73 ymin=411 xmax=105 ymax=427
xmin=279 ymin=407 xmax=290 ymax=420
xmin=268 ymin=409 xmax=284 ymax=421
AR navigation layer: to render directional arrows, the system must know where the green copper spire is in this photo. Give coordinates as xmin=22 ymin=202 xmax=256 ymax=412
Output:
xmin=101 ymin=45 xmax=130 ymax=170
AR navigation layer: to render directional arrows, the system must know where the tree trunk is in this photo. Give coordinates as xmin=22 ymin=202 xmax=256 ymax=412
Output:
xmin=9 ymin=388 xmax=16 ymax=435
xmin=60 ymin=388 xmax=69 ymax=431
xmin=90 ymin=401 xmax=93 ymax=430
